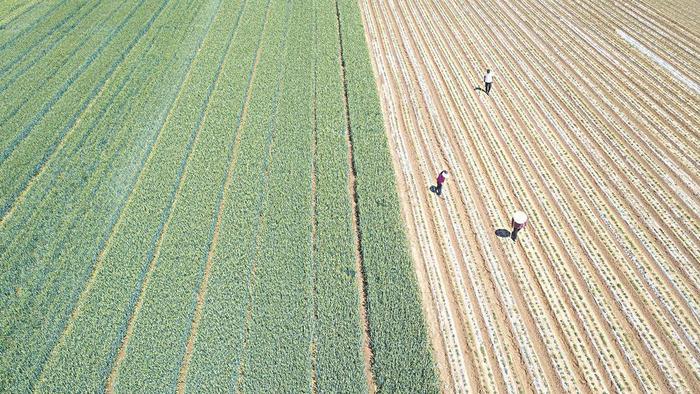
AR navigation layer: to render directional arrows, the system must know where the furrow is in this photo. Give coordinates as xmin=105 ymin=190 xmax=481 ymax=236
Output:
xmin=396 ymin=1 xmax=616 ymax=390
xmin=492 ymin=0 xmax=692 ymax=346
xmin=446 ymin=0 xmax=696 ymax=388
xmin=448 ymin=0 xmax=696 ymax=388
xmin=175 ymin=3 xmax=264 ymax=390
xmin=361 ymin=3 xmax=480 ymax=391
xmin=30 ymin=1 xmax=222 ymax=388
xmin=384 ymin=1 xmax=567 ymax=391
xmin=335 ymin=1 xmax=377 ymax=390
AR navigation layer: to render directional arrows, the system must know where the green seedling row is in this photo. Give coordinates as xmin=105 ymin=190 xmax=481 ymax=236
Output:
xmin=313 ymin=0 xmax=368 ymax=391
xmin=31 ymin=0 xmax=228 ymax=391
xmin=237 ymin=0 xmax=314 ymax=391
xmin=184 ymin=0 xmax=294 ymax=390
xmin=1 ymin=0 xmax=439 ymax=391
xmin=0 ymin=1 xmax=213 ymax=391
xmin=336 ymin=0 xmax=440 ymax=391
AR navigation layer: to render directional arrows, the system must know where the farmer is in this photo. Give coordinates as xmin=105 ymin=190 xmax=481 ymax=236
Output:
xmin=483 ymin=69 xmax=494 ymax=95
xmin=511 ymin=211 xmax=527 ymax=241
xmin=435 ymin=170 xmax=448 ymax=196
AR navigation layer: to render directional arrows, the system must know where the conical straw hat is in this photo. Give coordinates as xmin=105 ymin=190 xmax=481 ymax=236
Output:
xmin=513 ymin=211 xmax=527 ymax=225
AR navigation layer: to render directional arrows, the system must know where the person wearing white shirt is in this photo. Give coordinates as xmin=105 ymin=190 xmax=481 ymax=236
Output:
xmin=483 ymin=69 xmax=493 ymax=95
xmin=511 ymin=211 xmax=527 ymax=241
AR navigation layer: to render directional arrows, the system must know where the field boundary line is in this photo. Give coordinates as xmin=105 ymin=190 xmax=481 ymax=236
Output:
xmin=32 ymin=0 xmax=214 ymax=385
xmin=174 ymin=2 xmax=275 ymax=391
xmin=308 ymin=0 xmax=319 ymax=391
xmin=363 ymin=2 xmax=487 ymax=391
xmin=358 ymin=3 xmax=462 ymax=391
xmin=334 ymin=2 xmax=376 ymax=392
xmin=364 ymin=0 xmax=500 ymax=392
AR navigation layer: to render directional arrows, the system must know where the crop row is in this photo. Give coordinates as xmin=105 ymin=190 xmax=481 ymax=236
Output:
xmin=105 ymin=0 xmax=258 ymax=391
xmin=489 ymin=0 xmax=700 ymax=381
xmin=361 ymin=3 xmax=491 ymax=392
xmin=427 ymin=0 xmax=659 ymax=388
xmin=26 ymin=0 xmax=238 ymax=389
xmin=180 ymin=0 xmax=296 ymax=390
xmin=0 ymin=1 xmax=40 ymax=30
xmin=1 ymin=5 xmax=208 ymax=394
xmin=426 ymin=0 xmax=696 ymax=388
xmin=377 ymin=0 xmax=564 ymax=391
xmin=312 ymin=0 xmax=368 ymax=391
xmin=336 ymin=0 xmax=440 ymax=392
xmin=0 ymin=1 xmax=134 ymax=101
xmin=235 ymin=1 xmax=317 ymax=390
xmin=638 ymin=0 xmax=700 ymax=39
xmin=0 ymin=0 xmax=62 ymax=51
xmin=0 ymin=0 xmax=204 ymax=259
xmin=0 ymin=0 xmax=147 ymax=147
xmin=0 ymin=0 xmax=164 ymax=216
xmin=1 ymin=0 xmax=458 ymax=390
xmin=0 ymin=1 xmax=203 ymax=316
xmin=0 ymin=1 xmax=216 ymax=392
xmin=363 ymin=0 xmax=700 ymax=391
xmin=0 ymin=0 xmax=99 ymax=80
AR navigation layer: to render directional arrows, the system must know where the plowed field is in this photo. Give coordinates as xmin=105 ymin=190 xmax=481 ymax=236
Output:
xmin=360 ymin=0 xmax=700 ymax=392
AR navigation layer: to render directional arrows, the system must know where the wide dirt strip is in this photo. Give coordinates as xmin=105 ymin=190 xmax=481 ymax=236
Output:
xmin=361 ymin=0 xmax=700 ymax=392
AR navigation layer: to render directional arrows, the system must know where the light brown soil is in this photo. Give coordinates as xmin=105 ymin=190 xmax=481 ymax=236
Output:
xmin=360 ymin=0 xmax=700 ymax=392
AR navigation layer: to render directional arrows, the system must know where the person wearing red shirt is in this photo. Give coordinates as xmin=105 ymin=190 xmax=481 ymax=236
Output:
xmin=435 ymin=170 xmax=447 ymax=196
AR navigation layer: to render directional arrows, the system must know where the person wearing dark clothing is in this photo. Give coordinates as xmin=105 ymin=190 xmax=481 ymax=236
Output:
xmin=511 ymin=211 xmax=528 ymax=241
xmin=484 ymin=69 xmax=494 ymax=95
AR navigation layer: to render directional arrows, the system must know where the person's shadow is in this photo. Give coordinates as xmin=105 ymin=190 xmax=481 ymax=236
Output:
xmin=474 ymin=86 xmax=485 ymax=93
xmin=429 ymin=185 xmax=443 ymax=196
xmin=495 ymin=229 xmax=510 ymax=238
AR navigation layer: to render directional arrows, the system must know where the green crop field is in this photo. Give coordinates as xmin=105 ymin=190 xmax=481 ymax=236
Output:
xmin=0 ymin=0 xmax=438 ymax=392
